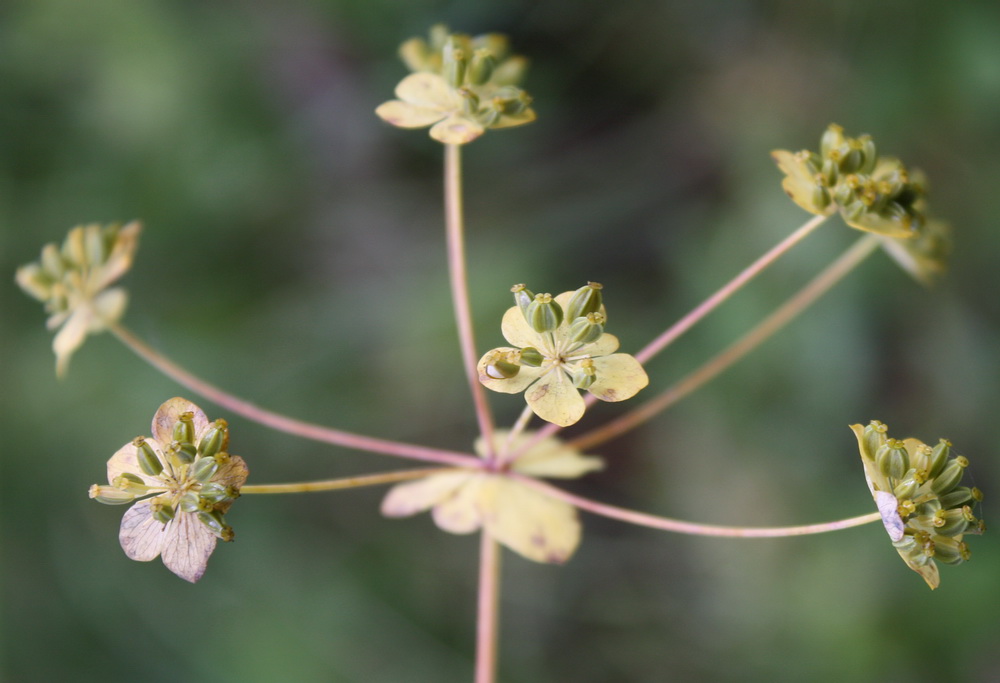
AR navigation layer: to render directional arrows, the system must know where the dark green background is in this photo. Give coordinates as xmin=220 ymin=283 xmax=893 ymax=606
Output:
xmin=3 ymin=2 xmax=997 ymax=681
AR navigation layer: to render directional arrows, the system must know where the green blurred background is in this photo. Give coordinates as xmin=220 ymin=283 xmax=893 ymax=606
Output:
xmin=3 ymin=1 xmax=998 ymax=681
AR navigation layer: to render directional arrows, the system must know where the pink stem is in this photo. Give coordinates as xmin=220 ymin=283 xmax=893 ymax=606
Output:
xmin=111 ymin=323 xmax=480 ymax=468
xmin=475 ymin=532 xmax=501 ymax=683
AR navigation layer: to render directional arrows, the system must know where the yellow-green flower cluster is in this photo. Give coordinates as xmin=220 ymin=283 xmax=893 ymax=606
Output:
xmin=773 ymin=125 xmax=950 ymax=284
xmin=477 ymin=283 xmax=649 ymax=427
xmin=90 ymin=398 xmax=249 ymax=582
xmin=851 ymin=421 xmax=984 ymax=589
xmin=375 ymin=25 xmax=535 ymax=144
xmin=16 ymin=221 xmax=140 ymax=376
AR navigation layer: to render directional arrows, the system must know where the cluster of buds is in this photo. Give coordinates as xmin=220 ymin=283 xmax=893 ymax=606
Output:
xmin=16 ymin=221 xmax=140 ymax=376
xmin=478 ymin=283 xmax=648 ymax=426
xmin=90 ymin=398 xmax=248 ymax=582
xmin=773 ymin=124 xmax=950 ymax=284
xmin=376 ymin=25 xmax=535 ymax=144
xmin=851 ymin=421 xmax=984 ymax=589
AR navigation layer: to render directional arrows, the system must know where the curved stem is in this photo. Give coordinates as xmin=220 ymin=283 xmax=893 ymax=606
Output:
xmin=636 ymin=213 xmax=828 ymax=365
xmin=571 ymin=233 xmax=881 ymax=451
xmin=513 ymin=474 xmax=881 ymax=538
xmin=110 ymin=323 xmax=480 ymax=468
xmin=445 ymin=143 xmax=497 ymax=462
xmin=241 ymin=467 xmax=454 ymax=494
xmin=475 ymin=532 xmax=501 ymax=683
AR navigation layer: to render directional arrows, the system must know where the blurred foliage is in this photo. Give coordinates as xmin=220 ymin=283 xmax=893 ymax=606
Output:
xmin=3 ymin=1 xmax=999 ymax=681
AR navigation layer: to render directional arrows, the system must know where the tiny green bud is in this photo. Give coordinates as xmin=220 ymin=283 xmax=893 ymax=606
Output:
xmin=876 ymin=439 xmax=909 ymax=480
xmin=938 ymin=487 xmax=973 ymax=509
xmin=482 ymin=350 xmax=521 ymax=380
xmin=41 ymin=243 xmax=66 ymax=278
xmin=811 ymin=184 xmax=832 ymax=211
xmin=199 ymin=482 xmax=234 ymax=504
xmin=468 ymin=48 xmax=496 ymax=85
xmin=511 ymin=284 xmax=534 ymax=317
xmin=490 ymin=87 xmax=531 ymax=116
xmin=926 ymin=439 xmax=951 ymax=478
xmin=198 ymin=420 xmax=228 ymax=459
xmin=930 ymin=458 xmax=966 ymax=495
xmin=932 ymin=536 xmax=968 ymax=565
xmin=134 ymin=437 xmax=163 ymax=477
xmin=191 ymin=456 xmax=220 ymax=483
xmin=443 ymin=38 xmax=468 ymax=87
xmin=861 ymin=420 xmax=887 ymax=461
xmin=170 ymin=440 xmax=197 ymax=465
xmin=858 ymin=135 xmax=877 ymax=174
xmin=567 ymin=312 xmax=605 ymax=345
xmin=820 ymin=124 xmax=845 ymax=159
xmin=173 ymin=412 xmax=195 ymax=444
xmin=63 ymin=226 xmax=87 ymax=266
xmin=89 ymin=484 xmax=137 ymax=505
xmin=525 ymin=293 xmax=563 ymax=333
xmin=572 ymin=358 xmax=597 ymax=390
xmin=891 ymin=472 xmax=919 ymax=501
xmin=565 ymin=282 xmax=604 ymax=321
xmin=151 ymin=501 xmax=176 ymax=524
xmin=197 ymin=509 xmax=234 ymax=541
xmin=819 ymin=158 xmax=838 ymax=186
xmin=519 ymin=347 xmax=544 ymax=367
xmin=934 ymin=509 xmax=971 ymax=537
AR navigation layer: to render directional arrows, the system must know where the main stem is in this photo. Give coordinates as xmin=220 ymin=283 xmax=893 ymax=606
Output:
xmin=110 ymin=323 xmax=479 ymax=468
xmin=475 ymin=533 xmax=501 ymax=683
xmin=445 ymin=143 xmax=497 ymax=461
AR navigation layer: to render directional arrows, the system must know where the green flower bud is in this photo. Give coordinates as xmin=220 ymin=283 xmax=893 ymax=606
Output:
xmin=525 ymin=293 xmax=563 ymax=333
xmin=199 ymin=482 xmax=235 ymax=504
xmin=861 ymin=420 xmax=887 ymax=461
xmin=932 ymin=536 xmax=968 ymax=565
xmin=468 ymin=48 xmax=496 ymax=85
xmin=926 ymin=439 xmax=951 ymax=479
xmin=41 ymin=243 xmax=66 ymax=278
xmin=490 ymin=87 xmax=531 ymax=116
xmin=198 ymin=420 xmax=228 ymax=459
xmin=820 ymin=158 xmax=838 ymax=186
xmin=938 ymin=487 xmax=974 ymax=509
xmin=876 ymin=439 xmax=909 ymax=480
xmin=173 ymin=412 xmax=195 ymax=445
xmin=482 ymin=350 xmax=520 ymax=379
xmin=89 ymin=484 xmax=137 ymax=505
xmin=443 ymin=37 xmax=468 ymax=87
xmin=891 ymin=471 xmax=920 ymax=501
xmin=511 ymin=284 xmax=534 ymax=318
xmin=565 ymin=282 xmax=604 ymax=321
xmin=567 ymin=312 xmax=605 ymax=345
xmin=820 ymin=124 xmax=845 ymax=159
xmin=858 ymin=135 xmax=877 ymax=174
xmin=191 ymin=456 xmax=220 ymax=483
xmin=933 ymin=509 xmax=970 ymax=537
xmin=197 ymin=509 xmax=234 ymax=541
xmin=519 ymin=347 xmax=544 ymax=367
xmin=572 ymin=358 xmax=597 ymax=390
xmin=170 ymin=440 xmax=197 ymax=465
xmin=811 ymin=184 xmax=832 ymax=212
xmin=930 ymin=457 xmax=966 ymax=495
xmin=113 ymin=472 xmax=147 ymax=492
xmin=63 ymin=226 xmax=87 ymax=266
xmin=133 ymin=437 xmax=163 ymax=477
xmin=151 ymin=500 xmax=176 ymax=524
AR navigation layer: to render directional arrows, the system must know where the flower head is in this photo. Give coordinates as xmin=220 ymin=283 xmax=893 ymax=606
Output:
xmin=376 ymin=26 xmax=535 ymax=145
xmin=90 ymin=398 xmax=248 ymax=582
xmin=477 ymin=283 xmax=649 ymax=426
xmin=381 ymin=430 xmax=602 ymax=563
xmin=773 ymin=124 xmax=950 ymax=284
xmin=16 ymin=221 xmax=141 ymax=376
xmin=851 ymin=421 xmax=984 ymax=589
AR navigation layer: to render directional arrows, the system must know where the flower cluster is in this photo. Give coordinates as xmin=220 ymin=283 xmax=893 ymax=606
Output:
xmin=16 ymin=221 xmax=140 ymax=376
xmin=375 ymin=25 xmax=535 ymax=144
xmin=851 ymin=421 xmax=984 ymax=589
xmin=477 ymin=283 xmax=649 ymax=426
xmin=773 ymin=124 xmax=950 ymax=284
xmin=382 ymin=430 xmax=602 ymax=563
xmin=90 ymin=398 xmax=248 ymax=582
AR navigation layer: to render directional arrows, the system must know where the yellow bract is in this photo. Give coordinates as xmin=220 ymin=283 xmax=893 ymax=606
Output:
xmin=381 ymin=430 xmax=602 ymax=563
